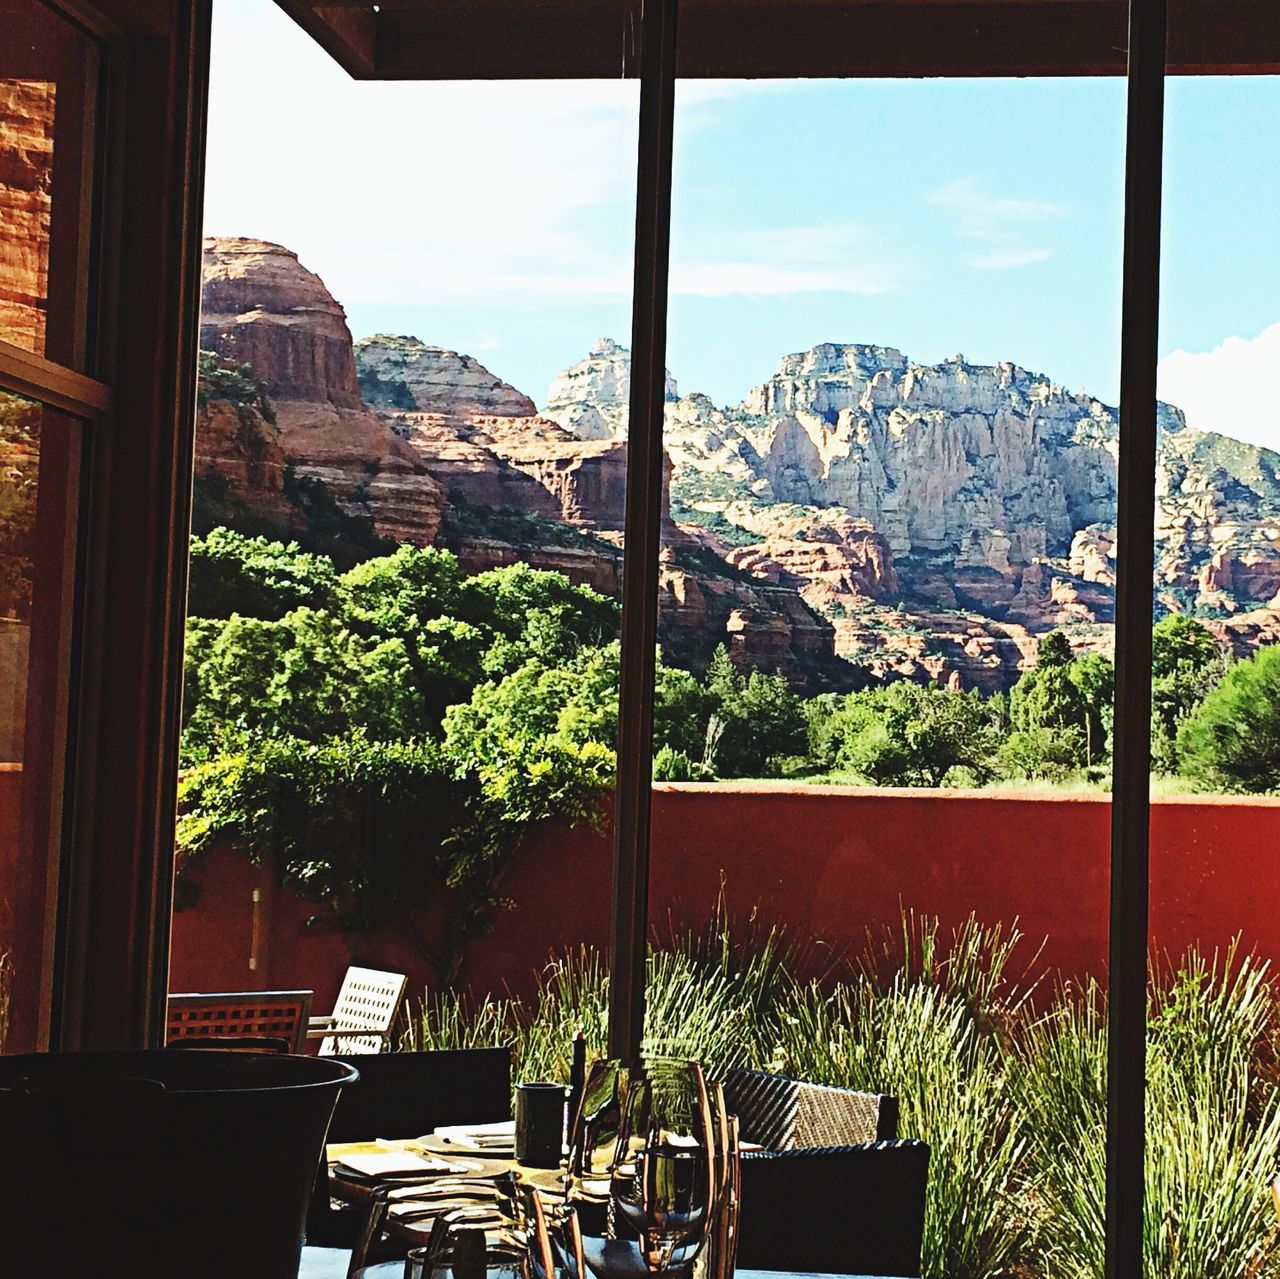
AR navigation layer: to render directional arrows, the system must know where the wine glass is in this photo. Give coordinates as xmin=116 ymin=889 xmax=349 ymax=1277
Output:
xmin=566 ymin=1058 xmax=720 ymax=1279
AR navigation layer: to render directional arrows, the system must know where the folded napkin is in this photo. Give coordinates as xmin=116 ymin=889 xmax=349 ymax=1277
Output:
xmin=338 ymin=1151 xmax=462 ymax=1178
xmin=431 ymin=1121 xmax=516 ymax=1150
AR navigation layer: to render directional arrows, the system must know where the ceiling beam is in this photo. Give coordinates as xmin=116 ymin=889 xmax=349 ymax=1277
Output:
xmin=274 ymin=0 xmax=1280 ymax=79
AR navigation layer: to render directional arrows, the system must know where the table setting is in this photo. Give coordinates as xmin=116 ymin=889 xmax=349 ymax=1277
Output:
xmin=327 ymin=1054 xmax=742 ymax=1279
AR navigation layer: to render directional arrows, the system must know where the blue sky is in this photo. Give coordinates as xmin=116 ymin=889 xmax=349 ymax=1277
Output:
xmin=204 ymin=0 xmax=1280 ymax=449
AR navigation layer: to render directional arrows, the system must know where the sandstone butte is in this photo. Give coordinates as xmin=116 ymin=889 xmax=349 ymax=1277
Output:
xmin=196 ymin=239 xmax=845 ymax=687
xmin=0 ymin=79 xmax=54 ymax=356
xmin=194 ymin=236 xmax=1280 ymax=693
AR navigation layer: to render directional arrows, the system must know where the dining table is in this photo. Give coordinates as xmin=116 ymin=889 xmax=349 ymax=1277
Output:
xmin=325 ymin=1138 xmax=897 ymax=1279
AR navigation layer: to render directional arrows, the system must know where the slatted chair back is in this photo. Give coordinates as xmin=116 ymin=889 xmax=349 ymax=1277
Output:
xmin=723 ymin=1066 xmax=898 ymax=1149
xmin=735 ymin=1139 xmax=930 ymax=1277
xmin=166 ymin=990 xmax=313 ymax=1053
xmin=316 ymin=967 xmax=408 ymax=1056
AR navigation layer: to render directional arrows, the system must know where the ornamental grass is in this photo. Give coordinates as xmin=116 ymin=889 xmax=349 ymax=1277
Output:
xmin=407 ymin=911 xmax=1280 ymax=1278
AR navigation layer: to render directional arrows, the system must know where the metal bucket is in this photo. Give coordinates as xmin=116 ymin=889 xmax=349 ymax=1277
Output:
xmin=0 ymin=1049 xmax=359 ymax=1278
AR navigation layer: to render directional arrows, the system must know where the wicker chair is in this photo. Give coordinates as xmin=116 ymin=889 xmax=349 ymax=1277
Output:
xmin=723 ymin=1065 xmax=899 ymax=1148
xmin=166 ymin=990 xmax=313 ymax=1053
xmin=736 ymin=1139 xmax=930 ymax=1277
xmin=308 ymin=967 xmax=408 ymax=1055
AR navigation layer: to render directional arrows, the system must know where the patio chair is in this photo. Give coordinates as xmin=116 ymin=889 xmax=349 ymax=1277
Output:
xmin=735 ymin=1138 xmax=930 ymax=1277
xmin=308 ymin=967 xmax=408 ymax=1055
xmin=166 ymin=990 xmax=313 ymax=1053
xmin=307 ymin=1047 xmax=512 ymax=1255
xmin=722 ymin=1065 xmax=899 ymax=1148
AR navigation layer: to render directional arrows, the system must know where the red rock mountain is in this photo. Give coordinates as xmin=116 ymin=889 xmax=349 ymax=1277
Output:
xmin=200 ymin=238 xmax=444 ymax=545
xmin=196 ymin=240 xmax=843 ymax=685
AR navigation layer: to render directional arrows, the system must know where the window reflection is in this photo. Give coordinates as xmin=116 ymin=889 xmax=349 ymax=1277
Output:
xmin=0 ymin=389 xmax=81 ymax=1053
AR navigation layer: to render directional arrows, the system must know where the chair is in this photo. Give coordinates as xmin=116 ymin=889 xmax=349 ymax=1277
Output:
xmin=722 ymin=1065 xmax=899 ymax=1148
xmin=166 ymin=990 xmax=313 ymax=1053
xmin=307 ymin=1047 xmax=512 ymax=1255
xmin=308 ymin=967 xmax=408 ymax=1055
xmin=167 ymin=1035 xmax=291 ymax=1054
xmin=734 ymin=1139 xmax=930 ymax=1277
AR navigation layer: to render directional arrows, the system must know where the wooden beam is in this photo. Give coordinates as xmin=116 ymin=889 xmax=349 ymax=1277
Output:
xmin=275 ymin=0 xmax=1280 ymax=78
xmin=607 ymin=0 xmax=678 ymax=1062
xmin=275 ymin=0 xmax=375 ymax=76
xmin=0 ymin=341 xmax=111 ymax=419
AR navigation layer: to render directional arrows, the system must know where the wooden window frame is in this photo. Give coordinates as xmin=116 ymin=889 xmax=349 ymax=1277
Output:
xmin=606 ymin=4 xmax=1166 ymax=1278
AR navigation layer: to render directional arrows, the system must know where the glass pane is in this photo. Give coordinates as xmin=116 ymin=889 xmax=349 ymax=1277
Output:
xmin=1146 ymin=69 xmax=1280 ymax=1276
xmin=651 ymin=72 xmax=1124 ymax=1278
xmin=171 ymin=0 xmax=636 ymax=1078
xmin=0 ymin=388 xmax=81 ymax=1053
xmin=0 ymin=1 xmax=100 ymax=367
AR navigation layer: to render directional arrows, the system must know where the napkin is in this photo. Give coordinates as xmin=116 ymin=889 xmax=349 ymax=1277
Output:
xmin=337 ymin=1151 xmax=460 ymax=1177
xmin=431 ymin=1121 xmax=516 ymax=1149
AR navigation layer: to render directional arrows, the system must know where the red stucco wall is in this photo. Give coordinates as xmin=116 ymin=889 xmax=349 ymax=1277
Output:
xmin=167 ymin=784 xmax=1280 ymax=1009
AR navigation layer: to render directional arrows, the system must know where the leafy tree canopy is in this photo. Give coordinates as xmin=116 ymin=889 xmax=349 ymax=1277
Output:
xmin=188 ymin=528 xmax=340 ymax=621
xmin=1177 ymin=644 xmax=1280 ymax=792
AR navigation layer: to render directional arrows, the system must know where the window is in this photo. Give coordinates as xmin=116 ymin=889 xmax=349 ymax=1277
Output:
xmin=0 ymin=0 xmax=106 ymax=1052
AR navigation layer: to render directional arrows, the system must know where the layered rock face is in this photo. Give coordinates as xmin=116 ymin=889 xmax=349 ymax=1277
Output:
xmin=543 ymin=337 xmax=678 ymax=440
xmin=0 ymin=80 xmax=53 ymax=353
xmin=356 ymin=335 xmax=536 ymax=419
xmin=200 ymin=239 xmax=444 ymax=544
xmin=356 ymin=334 xmax=633 ymax=531
xmin=193 ymin=394 xmax=290 ymax=523
xmin=548 ymin=336 xmax=1280 ymax=687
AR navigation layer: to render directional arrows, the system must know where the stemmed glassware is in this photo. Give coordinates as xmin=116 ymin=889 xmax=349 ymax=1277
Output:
xmin=565 ymin=1058 xmax=732 ymax=1279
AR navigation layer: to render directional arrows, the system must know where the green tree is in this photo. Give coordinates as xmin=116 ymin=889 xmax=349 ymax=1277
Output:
xmin=1150 ymin=614 xmax=1230 ymax=774
xmin=181 ymin=608 xmax=420 ymax=757
xmin=187 ymin=528 xmax=340 ymax=621
xmin=703 ymin=646 xmax=806 ymax=777
xmin=1177 ymin=644 xmax=1280 ymax=792
xmin=1037 ymin=630 xmax=1074 ymax=668
xmin=824 ymin=682 xmax=997 ymax=787
xmin=1068 ymin=652 xmax=1115 ymax=766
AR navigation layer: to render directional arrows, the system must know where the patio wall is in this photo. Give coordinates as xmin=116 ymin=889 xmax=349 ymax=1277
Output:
xmin=167 ymin=784 xmax=1280 ymax=1013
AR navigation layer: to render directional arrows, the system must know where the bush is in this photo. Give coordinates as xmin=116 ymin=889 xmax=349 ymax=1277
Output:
xmin=1178 ymin=644 xmax=1280 ymax=792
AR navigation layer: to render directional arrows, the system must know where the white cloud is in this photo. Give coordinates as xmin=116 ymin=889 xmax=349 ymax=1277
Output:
xmin=203 ymin=3 xmax=846 ymax=314
xmin=1158 ymin=323 xmax=1280 ymax=452
xmin=969 ymin=247 xmax=1052 ymax=270
xmin=204 ymin=0 xmax=640 ymax=310
xmin=930 ymin=177 xmax=1061 ymax=269
xmin=669 ymin=222 xmax=893 ymax=298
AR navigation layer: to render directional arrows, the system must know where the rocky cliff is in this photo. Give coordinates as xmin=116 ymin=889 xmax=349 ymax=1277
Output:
xmin=543 ymin=337 xmax=678 ymax=440
xmin=194 ymin=240 xmax=1280 ymax=693
xmin=351 ymin=334 xmax=843 ymax=684
xmin=200 ymin=239 xmax=444 ymax=545
xmin=0 ymin=79 xmax=53 ymax=354
xmin=548 ymin=337 xmax=1280 ymax=687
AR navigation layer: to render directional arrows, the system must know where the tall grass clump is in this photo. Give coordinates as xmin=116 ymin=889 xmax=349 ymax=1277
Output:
xmin=1016 ymin=946 xmax=1280 ymax=1278
xmin=770 ymin=916 xmax=1035 ymax=1279
xmin=404 ymin=913 xmax=1280 ymax=1279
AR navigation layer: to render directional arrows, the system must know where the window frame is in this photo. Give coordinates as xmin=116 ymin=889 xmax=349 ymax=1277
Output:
xmin=606 ymin=4 xmax=1165 ymax=1278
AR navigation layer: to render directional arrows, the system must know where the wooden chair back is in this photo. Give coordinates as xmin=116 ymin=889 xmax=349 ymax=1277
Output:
xmin=316 ymin=967 xmax=407 ymax=1055
xmin=166 ymin=990 xmax=313 ymax=1053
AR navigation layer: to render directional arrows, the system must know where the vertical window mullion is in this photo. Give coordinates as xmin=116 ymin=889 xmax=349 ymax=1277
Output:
xmin=1106 ymin=0 xmax=1167 ymax=1275
xmin=607 ymin=0 xmax=679 ymax=1061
